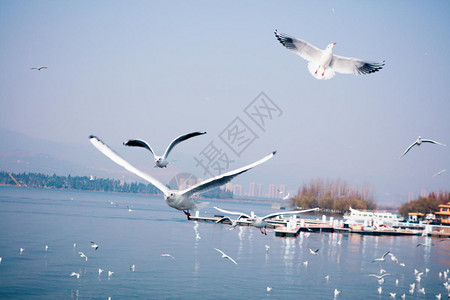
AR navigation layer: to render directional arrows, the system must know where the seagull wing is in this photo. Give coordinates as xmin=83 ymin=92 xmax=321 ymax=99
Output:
xmin=215 ymin=216 xmax=233 ymax=224
xmin=214 ymin=248 xmax=226 ymax=256
xmin=162 ymin=131 xmax=206 ymax=160
xmin=180 ymin=151 xmax=276 ymax=198
xmin=401 ymin=141 xmax=417 ymax=157
xmin=421 ymin=139 xmax=446 ymax=146
xmin=330 ymin=55 xmax=385 ymax=75
xmin=274 ymin=30 xmax=323 ymax=62
xmin=261 ymin=207 xmax=320 ymax=221
xmin=382 ymin=251 xmax=391 ymax=258
xmin=123 ymin=139 xmax=156 ymax=158
xmin=214 ymin=207 xmax=252 ymax=219
xmin=89 ymin=135 xmax=169 ymax=195
xmin=227 ymin=256 xmax=238 ymax=265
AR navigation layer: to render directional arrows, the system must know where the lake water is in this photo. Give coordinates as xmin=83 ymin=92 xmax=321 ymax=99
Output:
xmin=0 ymin=186 xmax=449 ymax=299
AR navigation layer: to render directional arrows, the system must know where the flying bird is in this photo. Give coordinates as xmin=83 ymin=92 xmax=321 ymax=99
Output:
xmin=214 ymin=248 xmax=237 ymax=265
xmin=214 ymin=206 xmax=319 ymax=235
xmin=215 ymin=216 xmax=245 ymax=230
xmin=90 ymin=135 xmax=275 ymax=218
xmin=433 ymin=169 xmax=447 ymax=177
xmin=334 ymin=289 xmax=341 ymax=298
xmin=390 ymin=292 xmax=396 ymax=298
xmin=266 ymin=286 xmax=273 ymax=292
xmin=372 ymin=251 xmax=390 ymax=262
xmin=274 ymin=30 xmax=384 ymax=80
xmin=369 ymin=273 xmax=391 ymax=280
xmin=30 ymin=66 xmax=47 ymax=71
xmin=19 ymin=248 xmax=24 ymax=255
xmin=265 ymin=245 xmax=270 ymax=253
xmin=161 ymin=254 xmax=175 ymax=259
xmin=78 ymin=252 xmax=88 ymax=261
xmin=45 ymin=245 xmax=48 ymax=251
xmin=108 ymin=270 xmax=114 ymax=277
xmin=90 ymin=241 xmax=99 ymax=250
xmin=98 ymin=268 xmax=104 ymax=275
xmin=401 ymin=136 xmax=446 ymax=157
xmin=309 ymin=248 xmax=319 ymax=255
xmin=70 ymin=272 xmax=80 ymax=279
xmin=123 ymin=132 xmax=206 ymax=168
xmin=282 ymin=192 xmax=290 ymax=200
xmin=130 ymin=265 xmax=135 ymax=271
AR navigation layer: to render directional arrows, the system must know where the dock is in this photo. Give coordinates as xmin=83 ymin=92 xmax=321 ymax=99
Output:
xmin=189 ymin=214 xmax=449 ymax=238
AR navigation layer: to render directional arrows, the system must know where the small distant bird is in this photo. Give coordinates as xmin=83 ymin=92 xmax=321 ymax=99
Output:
xmin=425 ymin=268 xmax=430 ymax=273
xmin=73 ymin=243 xmax=77 ymax=248
xmin=19 ymin=248 xmax=24 ymax=255
xmin=378 ymin=286 xmax=382 ymax=294
xmin=0 ymin=257 xmax=2 ymax=264
xmin=325 ymin=275 xmax=330 ymax=282
xmin=265 ymin=245 xmax=270 ymax=253
xmin=127 ymin=206 xmax=133 ymax=212
xmin=334 ymin=288 xmax=341 ymax=298
xmin=108 ymin=270 xmax=114 ymax=277
xmin=70 ymin=272 xmax=80 ymax=279
xmin=401 ymin=294 xmax=406 ymax=299
xmin=30 ymin=66 xmax=48 ymax=71
xmin=379 ymin=269 xmax=387 ymax=275
xmin=399 ymin=262 xmax=406 ymax=267
xmin=390 ymin=292 xmax=396 ymax=298
xmin=309 ymin=248 xmax=319 ymax=255
xmin=130 ymin=265 xmax=135 ymax=271
xmin=372 ymin=251 xmax=390 ymax=262
xmin=369 ymin=273 xmax=391 ymax=280
xmin=161 ymin=254 xmax=175 ymax=259
xmin=433 ymin=169 xmax=447 ymax=177
xmin=414 ymin=269 xmax=420 ymax=275
xmin=378 ymin=278 xmax=385 ymax=285
xmin=436 ymin=293 xmax=441 ymax=299
xmin=416 ymin=272 xmax=424 ymax=282
xmin=78 ymin=252 xmax=88 ymax=261
xmin=388 ymin=253 xmax=398 ymax=264
xmin=266 ymin=286 xmax=272 ymax=292
xmin=401 ymin=136 xmax=446 ymax=157
xmin=395 ymin=279 xmax=399 ymax=286
xmin=410 ymin=282 xmax=415 ymax=291
xmin=274 ymin=30 xmax=384 ymax=80
xmin=45 ymin=245 xmax=48 ymax=251
xmin=195 ymin=232 xmax=201 ymax=240
xmin=282 ymin=193 xmax=290 ymax=200
xmin=98 ymin=268 xmax=104 ymax=275
xmin=214 ymin=248 xmax=237 ymax=265
xmin=90 ymin=241 xmax=99 ymax=250
xmin=303 ymin=260 xmax=308 ymax=267
xmin=418 ymin=287 xmax=425 ymax=295
xmin=123 ymin=132 xmax=207 ymax=168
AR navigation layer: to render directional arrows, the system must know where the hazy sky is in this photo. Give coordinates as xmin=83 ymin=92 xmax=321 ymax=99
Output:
xmin=1 ymin=1 xmax=449 ymax=204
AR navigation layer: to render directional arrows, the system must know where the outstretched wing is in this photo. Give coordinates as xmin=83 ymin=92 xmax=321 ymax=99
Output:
xmin=123 ymin=139 xmax=156 ymax=158
xmin=214 ymin=248 xmax=225 ymax=256
xmin=330 ymin=55 xmax=385 ymax=75
xmin=180 ymin=151 xmax=276 ymax=198
xmin=421 ymin=139 xmax=446 ymax=146
xmin=274 ymin=30 xmax=323 ymax=62
xmin=89 ymin=135 xmax=169 ymax=195
xmin=214 ymin=207 xmax=252 ymax=219
xmin=162 ymin=131 xmax=206 ymax=159
xmin=401 ymin=142 xmax=417 ymax=157
xmin=261 ymin=207 xmax=320 ymax=221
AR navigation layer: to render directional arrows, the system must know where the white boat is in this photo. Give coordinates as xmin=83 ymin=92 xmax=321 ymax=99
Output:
xmin=344 ymin=207 xmax=403 ymax=224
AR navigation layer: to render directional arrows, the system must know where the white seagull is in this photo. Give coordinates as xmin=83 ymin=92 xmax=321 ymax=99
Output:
xmin=274 ymin=30 xmax=384 ymax=80
xmin=98 ymin=268 xmax=104 ymax=275
xmin=130 ymin=264 xmax=135 ymax=271
xmin=70 ymin=272 xmax=80 ymax=279
xmin=215 ymin=216 xmax=245 ymax=230
xmin=214 ymin=248 xmax=237 ymax=265
xmin=31 ymin=66 xmax=48 ymax=71
xmin=334 ymin=288 xmax=341 ymax=298
xmin=390 ymin=292 xmax=396 ymax=298
xmin=401 ymin=136 xmax=446 ymax=157
xmin=78 ymin=252 xmax=88 ymax=261
xmin=309 ymin=248 xmax=319 ymax=255
xmin=372 ymin=251 xmax=390 ymax=262
xmin=161 ymin=253 xmax=175 ymax=259
xmin=108 ymin=270 xmax=114 ymax=277
xmin=90 ymin=241 xmax=99 ymax=250
xmin=19 ymin=248 xmax=24 ymax=255
xmin=378 ymin=286 xmax=382 ymax=294
xmin=45 ymin=245 xmax=49 ymax=251
xmin=90 ymin=135 xmax=275 ymax=219
xmin=214 ymin=206 xmax=319 ymax=235
xmin=369 ymin=273 xmax=391 ymax=280
xmin=433 ymin=169 xmax=447 ymax=177
xmin=123 ymin=131 xmax=206 ymax=168
xmin=282 ymin=192 xmax=290 ymax=200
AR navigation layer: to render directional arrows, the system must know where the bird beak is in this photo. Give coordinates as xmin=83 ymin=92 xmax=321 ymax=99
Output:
xmin=333 ymin=42 xmax=336 ymax=46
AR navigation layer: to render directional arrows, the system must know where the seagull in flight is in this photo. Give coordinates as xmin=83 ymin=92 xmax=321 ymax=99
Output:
xmin=433 ymin=169 xmax=447 ymax=177
xmin=401 ymin=136 xmax=446 ymax=157
xmin=309 ymin=248 xmax=319 ymax=255
xmin=369 ymin=273 xmax=391 ymax=280
xmin=70 ymin=272 xmax=80 ymax=279
xmin=372 ymin=251 xmax=390 ymax=262
xmin=19 ymin=248 xmax=24 ymax=255
xmin=274 ymin=30 xmax=384 ymax=80
xmin=123 ymin=131 xmax=206 ymax=168
xmin=161 ymin=253 xmax=175 ymax=259
xmin=90 ymin=241 xmax=99 ymax=250
xmin=89 ymin=135 xmax=276 ymax=219
xmin=214 ymin=248 xmax=237 ymax=265
xmin=30 ymin=66 xmax=48 ymax=71
xmin=214 ymin=206 xmax=319 ymax=235
xmin=282 ymin=192 xmax=290 ymax=200
xmin=215 ymin=216 xmax=245 ymax=230
xmin=334 ymin=288 xmax=341 ymax=298
xmin=78 ymin=252 xmax=88 ymax=261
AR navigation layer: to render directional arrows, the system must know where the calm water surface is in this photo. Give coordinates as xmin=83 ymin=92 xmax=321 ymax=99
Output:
xmin=0 ymin=186 xmax=449 ymax=299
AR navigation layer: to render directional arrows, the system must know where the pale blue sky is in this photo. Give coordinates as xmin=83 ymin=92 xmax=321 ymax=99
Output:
xmin=1 ymin=1 xmax=449 ymax=204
